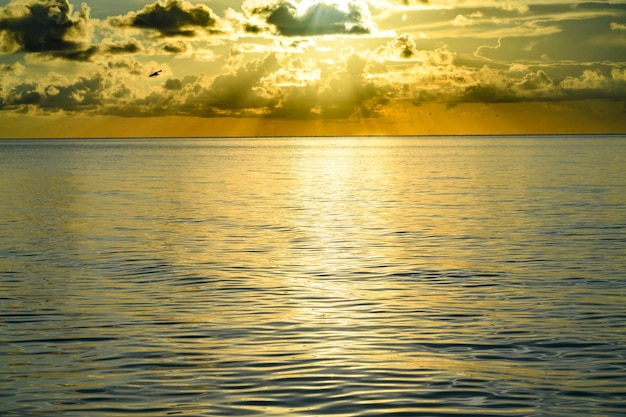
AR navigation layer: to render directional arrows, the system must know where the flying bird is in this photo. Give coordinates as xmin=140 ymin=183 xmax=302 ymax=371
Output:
xmin=149 ymin=70 xmax=162 ymax=78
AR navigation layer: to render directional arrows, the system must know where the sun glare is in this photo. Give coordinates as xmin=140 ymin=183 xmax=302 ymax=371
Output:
xmin=297 ymin=0 xmax=352 ymax=15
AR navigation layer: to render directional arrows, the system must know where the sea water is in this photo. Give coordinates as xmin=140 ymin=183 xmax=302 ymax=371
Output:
xmin=1 ymin=136 xmax=625 ymax=416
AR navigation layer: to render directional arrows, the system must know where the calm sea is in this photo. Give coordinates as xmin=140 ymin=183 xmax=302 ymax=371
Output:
xmin=1 ymin=136 xmax=625 ymax=416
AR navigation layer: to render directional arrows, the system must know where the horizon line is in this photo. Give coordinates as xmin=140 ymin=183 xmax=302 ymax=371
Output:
xmin=2 ymin=133 xmax=626 ymax=140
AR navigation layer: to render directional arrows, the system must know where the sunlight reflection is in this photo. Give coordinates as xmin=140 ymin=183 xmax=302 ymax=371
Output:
xmin=276 ymin=139 xmax=405 ymax=361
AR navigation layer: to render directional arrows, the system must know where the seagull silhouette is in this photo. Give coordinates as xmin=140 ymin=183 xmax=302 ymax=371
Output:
xmin=149 ymin=70 xmax=162 ymax=78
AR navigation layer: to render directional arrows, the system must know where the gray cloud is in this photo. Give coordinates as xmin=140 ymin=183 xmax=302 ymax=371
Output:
xmin=40 ymin=75 xmax=103 ymax=109
xmin=161 ymin=40 xmax=189 ymax=53
xmin=450 ymin=66 xmax=626 ymax=106
xmin=109 ymin=0 xmax=222 ymax=37
xmin=163 ymin=78 xmax=184 ymax=90
xmin=0 ymin=0 xmax=94 ymax=60
xmin=7 ymin=82 xmax=42 ymax=106
xmin=242 ymin=0 xmax=376 ymax=36
xmin=103 ymin=58 xmax=145 ymax=76
xmin=101 ymin=39 xmax=143 ymax=55
xmin=1 ymin=75 xmax=104 ymax=112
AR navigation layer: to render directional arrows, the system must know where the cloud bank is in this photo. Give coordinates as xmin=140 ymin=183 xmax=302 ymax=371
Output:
xmin=1 ymin=0 xmax=626 ymax=129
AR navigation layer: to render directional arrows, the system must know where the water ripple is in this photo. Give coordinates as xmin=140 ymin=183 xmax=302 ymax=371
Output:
xmin=2 ymin=137 xmax=626 ymax=416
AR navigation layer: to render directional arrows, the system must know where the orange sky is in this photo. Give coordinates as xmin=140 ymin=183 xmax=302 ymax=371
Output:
xmin=3 ymin=100 xmax=626 ymax=138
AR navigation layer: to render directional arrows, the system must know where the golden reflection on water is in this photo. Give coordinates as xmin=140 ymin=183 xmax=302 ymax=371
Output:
xmin=2 ymin=137 xmax=626 ymax=416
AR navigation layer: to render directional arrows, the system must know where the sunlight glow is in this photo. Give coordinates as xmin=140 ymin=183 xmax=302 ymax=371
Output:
xmin=2 ymin=0 xmax=626 ymax=136
xmin=297 ymin=0 xmax=353 ymax=16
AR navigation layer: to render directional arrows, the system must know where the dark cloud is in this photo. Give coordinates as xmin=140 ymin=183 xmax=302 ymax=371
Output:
xmin=110 ymin=0 xmax=222 ymax=37
xmin=56 ymin=45 xmax=98 ymax=61
xmin=161 ymin=40 xmax=189 ymax=53
xmin=8 ymin=82 xmax=42 ymax=106
xmin=243 ymin=0 xmax=375 ymax=36
xmin=575 ymin=2 xmax=626 ymax=12
xmin=101 ymin=40 xmax=143 ymax=55
xmin=1 ymin=75 xmax=104 ymax=112
xmin=104 ymin=58 xmax=145 ymax=76
xmin=450 ymin=67 xmax=626 ymax=107
xmin=0 ymin=62 xmax=22 ymax=73
xmin=40 ymin=75 xmax=103 ymax=110
xmin=163 ymin=78 xmax=184 ymax=90
xmin=0 ymin=0 xmax=94 ymax=60
xmin=456 ymin=83 xmax=513 ymax=104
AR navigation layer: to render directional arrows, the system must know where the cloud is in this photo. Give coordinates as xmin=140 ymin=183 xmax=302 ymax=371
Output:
xmin=158 ymin=54 xmax=283 ymax=117
xmin=161 ymin=39 xmax=189 ymax=53
xmin=518 ymin=70 xmax=553 ymax=91
xmin=375 ymin=35 xmax=455 ymax=68
xmin=379 ymin=34 xmax=419 ymax=59
xmin=2 ymin=20 xmax=625 ymax=122
xmin=0 ymin=61 xmax=25 ymax=75
xmin=611 ymin=22 xmax=626 ymax=31
xmin=241 ymin=0 xmax=377 ymax=36
xmin=267 ymin=51 xmax=391 ymax=119
xmin=109 ymin=0 xmax=223 ymax=37
xmin=0 ymin=56 xmax=169 ymax=114
xmin=384 ymin=0 xmax=428 ymax=5
xmin=556 ymin=69 xmax=626 ymax=102
xmin=384 ymin=0 xmax=527 ymax=12
xmin=1 ymin=74 xmax=105 ymax=113
xmin=101 ymin=39 xmax=143 ymax=55
xmin=163 ymin=78 xmax=183 ymax=90
xmin=0 ymin=0 xmax=95 ymax=60
xmin=173 ymin=49 xmax=392 ymax=120
xmin=0 ymin=48 xmax=391 ymax=119
xmin=448 ymin=65 xmax=626 ymax=106
xmin=560 ymin=69 xmax=608 ymax=91
xmin=197 ymin=54 xmax=281 ymax=113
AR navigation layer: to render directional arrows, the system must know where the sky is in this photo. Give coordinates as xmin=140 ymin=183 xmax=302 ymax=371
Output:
xmin=1 ymin=0 xmax=626 ymax=137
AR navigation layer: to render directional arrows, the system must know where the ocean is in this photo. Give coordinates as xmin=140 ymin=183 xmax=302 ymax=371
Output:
xmin=1 ymin=135 xmax=625 ymax=416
